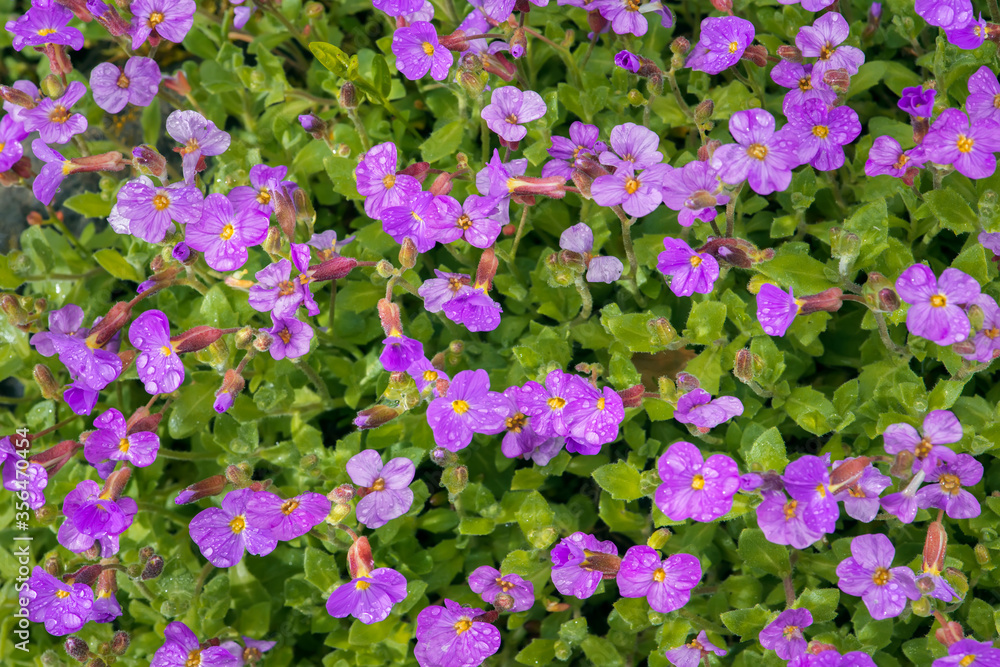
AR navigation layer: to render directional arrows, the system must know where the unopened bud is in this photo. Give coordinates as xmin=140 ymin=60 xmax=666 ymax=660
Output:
xmin=626 ymin=89 xmax=646 ymax=106
xmin=922 ymin=521 xmax=948 ymax=573
xmin=65 ymin=636 xmax=89 ymax=662
xmin=174 ymin=474 xmax=227 ymax=505
xmin=399 ymin=237 xmax=418 ymax=270
xmin=234 ymin=326 xmax=254 ymax=350
xmin=100 ymin=467 xmax=131 ymax=502
xmin=710 ymin=0 xmax=732 ymax=11
xmin=648 ymin=317 xmax=677 ymax=347
xmin=441 ymin=465 xmax=468 ymax=497
xmin=975 ymin=544 xmax=992 ymax=567
xmin=253 ymin=331 xmax=273 ymax=352
xmin=90 ymin=0 xmax=131 ymax=35
xmin=67 ymin=564 xmax=103 ymax=587
xmin=171 ymin=326 xmax=224 ymax=354
xmin=697 ymin=139 xmax=722 ymax=162
xmin=298 ymin=114 xmax=328 ymax=139
xmin=293 ymin=187 xmax=315 ymax=225
xmin=830 ymin=457 xmax=871 ymax=491
xmin=693 ymin=99 xmax=714 ymax=124
xmin=45 ymin=556 xmax=61 ymax=576
xmin=968 ymin=304 xmax=986 ymax=331
xmin=30 ymin=439 xmax=80 ymax=475
xmin=934 ymin=620 xmax=965 ymax=647
xmin=733 ymin=349 xmax=758 ymax=383
xmin=140 ymin=555 xmax=164 ymax=580
xmin=776 ymin=45 xmax=803 ymax=62
xmin=347 ymin=536 xmax=375 ymax=579
xmin=225 ymin=463 xmax=252 ymax=488
xmin=263 ymin=226 xmax=282 ymax=256
xmin=0 ymin=84 xmax=37 ymax=109
xmin=431 ymin=447 xmax=458 ymax=467
xmin=952 ymin=340 xmax=977 ymax=356
xmin=328 ymin=484 xmax=355 ymax=505
xmin=34 ymin=364 xmax=62 ymax=400
xmin=375 ymin=259 xmax=395 ymax=279
xmin=273 ymin=187 xmax=296 ymax=239
xmin=475 ymin=247 xmax=499 ymax=290
xmin=2 ymin=294 xmax=28 ymax=327
xmin=353 ymin=404 xmax=402 ymax=429
xmin=617 ymin=384 xmax=645 ymax=408
xmin=493 ymin=593 xmax=515 ymax=611
xmin=509 ymin=27 xmax=527 ymax=58
xmin=829 ymin=228 xmax=860 ymax=261
xmin=309 ymin=256 xmax=358 ymax=280
xmin=138 ymin=546 xmax=154 ymax=563
xmin=646 ymin=528 xmax=671 ymax=550
xmin=797 ymin=288 xmax=844 ymax=314
xmin=214 ymin=369 xmax=245 ymax=413
xmin=741 ymin=45 xmax=768 ymax=67
xmin=676 ymin=372 xmax=700 ymax=393
xmin=890 ymin=450 xmax=915 ymax=478
xmin=587 ymin=9 xmax=608 ymax=35
xmin=823 ymin=68 xmax=851 ymax=94
xmin=110 ymin=631 xmax=130 ymax=656
xmin=131 ymin=145 xmax=168 ymax=181
xmin=910 ymin=595 xmax=932 ymax=617
xmin=86 ymin=302 xmax=132 ymax=349
xmin=339 ymin=82 xmax=357 ymax=109
xmin=40 ymin=74 xmax=65 ymax=99
xmin=670 ymin=36 xmax=690 ymax=54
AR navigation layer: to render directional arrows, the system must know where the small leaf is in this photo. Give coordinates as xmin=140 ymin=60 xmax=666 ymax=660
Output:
xmin=592 ymin=461 xmax=643 ymax=501
xmin=310 ymin=42 xmax=350 ymax=77
xmin=419 ymin=120 xmax=465 ymax=164
xmin=720 ymin=604 xmax=773 ymax=640
xmin=372 ymin=54 xmax=392 ymax=100
xmin=924 ymin=189 xmax=977 ymax=234
xmin=737 ymin=528 xmax=791 ymax=578
xmin=64 ymin=193 xmax=113 ymax=219
xmin=94 ymin=248 xmax=142 ymax=282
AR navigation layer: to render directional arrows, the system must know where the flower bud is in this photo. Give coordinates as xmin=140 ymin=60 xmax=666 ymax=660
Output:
xmin=0 ymin=84 xmax=38 ymax=109
xmin=797 ymin=288 xmax=844 ymax=314
xmin=675 ymin=372 xmax=700 ymax=393
xmin=110 ymin=631 xmax=130 ymax=656
xmin=86 ymin=302 xmax=132 ymax=349
xmin=776 ymin=45 xmax=803 ymax=62
xmin=90 ymin=0 xmax=131 ymax=35
xmin=741 ymin=45 xmax=769 ymax=67
xmin=693 ymin=99 xmax=714 ymax=124
xmin=65 ymin=636 xmax=89 ymax=662
xmin=829 ymin=227 xmax=860 ymax=261
xmin=475 ymin=247 xmax=499 ymax=291
xmin=353 ymin=404 xmax=403 ymax=429
xmin=171 ymin=326 xmax=225 ymax=354
xmin=101 ymin=467 xmax=131 ymax=502
xmin=2 ymin=294 xmax=28 ymax=328
xmin=952 ymin=340 xmax=977 ymax=356
xmin=587 ymin=9 xmax=608 ymax=35
xmin=829 ymin=456 xmax=871 ymax=492
xmin=66 ymin=564 xmax=103 ymax=587
xmin=262 ymin=226 xmax=283 ymax=257
xmin=975 ymin=543 xmax=992 ymax=568
xmin=138 ymin=546 xmax=154 ymax=563
xmin=378 ymin=298 xmax=404 ymax=337
xmin=923 ymin=521 xmax=947 ymax=573
xmin=493 ymin=593 xmax=515 ymax=611
xmin=140 ymin=555 xmax=164 ymax=580
xmin=214 ymin=369 xmax=245 ymax=413
xmin=617 ymin=384 xmax=645 ymax=408
xmin=646 ymin=528 xmax=672 ymax=550
xmin=44 ymin=556 xmax=61 ymax=576
xmin=339 ymin=82 xmax=358 ymax=109
xmin=41 ymin=74 xmax=65 ymax=99
xmin=253 ymin=331 xmax=273 ymax=352
xmin=823 ymin=68 xmax=851 ymax=94
xmin=130 ymin=144 xmax=168 ymax=181
xmin=626 ymin=89 xmax=646 ymax=106
xmin=273 ymin=187 xmax=297 ymax=239
xmin=234 ymin=326 xmax=254 ymax=350
xmin=174 ymin=474 xmax=227 ymax=505
xmin=347 ymin=536 xmax=375 ymax=579
xmin=310 ymin=256 xmax=358 ymax=281
xmin=697 ymin=139 xmax=722 ymax=162
xmin=711 ymin=0 xmax=733 ymax=12
xmin=33 ymin=364 xmax=62 ymax=400
xmin=30 ymin=439 xmax=80 ymax=475
xmin=647 ymin=317 xmax=677 ymax=347
xmin=441 ymin=465 xmax=468 ymax=497
xmin=327 ymin=483 xmax=355 ymax=505
xmin=298 ymin=114 xmax=328 ymax=139
xmin=126 ymin=563 xmax=141 ymax=577
xmin=431 ymin=447 xmax=458 ymax=467
xmin=225 ymin=463 xmax=252 ymax=488
xmin=890 ymin=450 xmax=915 ymax=478
xmin=934 ymin=620 xmax=965 ymax=647
xmin=399 ymin=237 xmax=419 ymax=270
xmin=670 ymin=36 xmax=690 ymax=54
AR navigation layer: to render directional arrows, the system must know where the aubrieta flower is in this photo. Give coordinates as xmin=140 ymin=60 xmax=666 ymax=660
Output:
xmin=185 ymin=193 xmax=269 ymax=271
xmin=896 ymin=264 xmax=980 ymax=346
xmin=542 ymin=121 xmax=608 ymax=179
xmin=58 ymin=480 xmax=137 ymax=557
xmin=782 ymin=454 xmax=838 ymax=535
xmin=499 ymin=386 xmax=544 ymax=459
xmin=599 ymin=122 xmax=662 ymax=170
xmin=795 ymin=12 xmax=865 ymax=80
xmin=2 ymin=444 xmax=48 ymax=509
xmin=757 ymin=283 xmax=801 ymax=336
xmin=558 ymin=223 xmax=624 ymax=283
xmin=30 ymin=304 xmax=87 ymax=356
xmin=922 ymin=109 xmax=1000 ymax=179
xmin=346 ymin=449 xmax=415 ymax=529
xmin=92 ymin=568 xmax=122 ymax=624
xmin=655 ymin=441 xmax=740 ymax=522
xmin=659 ymin=160 xmax=730 ymax=227
xmin=933 ymin=639 xmax=1000 ymax=667
xmin=837 ymin=533 xmax=921 ymax=620
xmin=686 ymin=16 xmax=755 ymax=75
xmin=151 ymin=621 xmax=238 ymax=667
xmin=129 ymin=310 xmax=185 ymax=395
xmin=245 ymin=491 xmax=331 ymax=541
xmin=85 ymin=407 xmax=160 ymax=470
xmin=550 ymin=532 xmax=618 ymax=600
xmin=426 ymin=369 xmax=508 ymax=451
xmin=476 ymin=150 xmax=527 ymax=221
xmin=881 ymin=469 xmax=926 ymax=524
xmin=24 ymin=567 xmax=93 ymax=637
xmin=563 ymin=381 xmax=625 ymax=448
xmin=30 ymin=140 xmax=71 ymax=205
xmin=116 ymin=176 xmax=204 ymax=243
xmin=615 ymin=50 xmax=641 ymax=73
xmin=229 ymin=164 xmax=297 ymax=218
xmin=946 ymin=13 xmax=987 ymax=50
xmin=443 ymin=286 xmax=503 ymax=332
xmin=481 ymin=87 xmax=547 ymax=144
xmin=221 ymin=637 xmax=277 ymax=666
xmin=864 ymin=136 xmax=925 ymax=179
xmin=23 ymin=81 xmax=88 ymax=145
xmin=326 ymin=566 xmax=408 ymax=625
xmin=468 ymin=566 xmax=535 ymax=612
xmin=832 ymin=459 xmax=892 ymax=523
xmin=591 ymin=164 xmax=671 ymax=218
xmin=90 ymin=57 xmax=161 ymax=114
xmin=916 ymin=453 xmax=983 ymax=519
xmin=166 ymin=110 xmax=232 ymax=184
xmin=519 ymin=369 xmax=591 ymax=437
xmin=374 ymin=0 xmax=425 ymax=17
xmin=711 ymin=109 xmax=798 ymax=196
xmin=617 ymin=546 xmax=702 ymax=613
xmin=408 ymin=357 xmax=449 ymax=396
xmin=914 ymin=0 xmax=973 ymax=29
xmin=129 ymin=0 xmax=198 ymax=50
xmin=381 ymin=191 xmax=444 ymax=253
xmin=392 ymin=21 xmax=453 ymax=81
xmin=962 ymin=295 xmax=1000 ymax=362
xmin=269 ymin=315 xmax=314 ymax=360
xmin=784 ymin=99 xmax=861 ymax=171
xmin=898 ymin=86 xmax=936 ymax=118
xmin=664 ymin=631 xmax=727 ymax=667
xmin=595 ymin=0 xmax=652 ymax=37
xmin=380 ymin=332 xmax=424 ymax=372
xmin=756 ymin=490 xmax=826 ymax=549
xmin=0 ymin=114 xmax=27 ymax=172
xmin=770 ymin=61 xmax=837 ymax=115
xmin=883 ymin=410 xmax=961 ymax=474
xmin=673 ymin=388 xmax=744 ymax=431
xmin=6 ymin=2 xmax=84 ymax=51
xmin=249 ymin=260 xmax=306 ymax=318
xmin=759 ymin=608 xmax=812 ymax=660
xmin=428 ymin=194 xmax=501 ymax=249
xmin=189 ymin=488 xmax=279 ymax=568
xmin=356 ymin=142 xmax=422 ymax=220
xmin=413 ymin=599 xmax=501 ymax=667
xmin=418 ymin=270 xmax=471 ymax=312
xmin=43 ymin=327 xmax=123 ymax=395
xmin=966 ymin=67 xmax=1000 ymax=123
xmin=657 ymin=237 xmax=720 ymax=297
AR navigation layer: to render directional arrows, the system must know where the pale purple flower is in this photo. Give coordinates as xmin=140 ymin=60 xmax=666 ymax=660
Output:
xmin=963 ymin=295 xmax=1000 ymax=362
xmin=550 ymin=532 xmax=618 ymax=599
xmin=418 ymin=270 xmax=471 ymax=312
xmin=443 ymin=287 xmax=502 ymax=332
xmin=599 ymin=122 xmax=662 ymax=170
xmin=784 ymin=99 xmax=861 ymax=171
xmin=85 ymin=407 xmax=160 ymax=469
xmin=269 ymin=315 xmax=314 ymax=360
xmin=184 ymin=193 xmax=269 ymax=271
xmin=30 ymin=139 xmax=70 ymax=206
xmin=615 ymin=50 xmax=641 ymax=73
xmin=673 ymin=389 xmax=743 ymax=430
xmin=413 ymin=599 xmax=501 ymax=667
xmin=23 ymin=81 xmax=87 ymax=145
xmin=307 ymin=230 xmax=354 ymax=261
xmin=923 ymin=108 xmax=1000 ymax=179
xmin=249 ymin=260 xmax=304 ymax=318
xmin=326 ymin=567 xmax=408 ymax=624
xmin=382 ymin=191 xmax=444 ymax=253
xmin=229 ymin=164 xmax=296 ymax=217
xmin=346 ymin=449 xmax=415 ymax=529
xmin=883 ymin=410 xmax=961 ymax=474
xmin=832 ymin=459 xmax=891 ymax=522
xmin=355 ymin=142 xmax=422 ymax=220
xmin=881 ymin=470 xmax=926 ymax=524
xmin=428 ymin=195 xmax=502 ymax=248
xmin=165 ymin=110 xmax=232 ymax=184
xmin=756 ymin=491 xmax=825 ymax=549
xmin=408 ymin=357 xmax=449 ymax=395
xmin=189 ymin=488 xmax=279 ymax=567
xmin=967 ymin=66 xmax=1000 ymax=123
xmin=129 ymin=310 xmax=184 ymax=395
xmin=6 ymin=2 xmax=84 ymax=51
xmin=542 ymin=121 xmax=607 ymax=179
xmin=482 ymin=87 xmax=547 ymax=143
xmin=426 ymin=369 xmax=508 ymax=451
xmin=686 ymin=16 xmax=755 ymax=75
xmin=597 ymin=0 xmax=650 ymax=37
xmin=659 ymin=160 xmax=729 ymax=227
xmin=711 ymin=109 xmax=798 ymax=195
xmin=374 ymin=0 xmax=424 ymax=17
xmin=655 ymin=441 xmax=740 ymax=522
xmin=898 ymin=86 xmax=936 ymax=118
xmin=468 ymin=566 xmax=534 ymax=612
xmin=591 ymin=164 xmax=671 ymax=218
xmin=617 ymin=546 xmax=701 ymax=613
xmin=835 ymin=533 xmax=920 ymax=620
xmin=782 ymin=454 xmax=838 ymax=535
xmin=562 ymin=381 xmax=624 ymax=448
xmin=392 ymin=21 xmax=453 ymax=81
xmin=759 ymin=608 xmax=812 ymax=660
xmin=917 ymin=565 xmax=960 ymax=603
xmin=380 ymin=332 xmax=424 ymax=371
xmin=58 ymin=480 xmax=137 ymax=557
xmin=518 ymin=369 xmax=591 ymax=438
xmin=221 ymin=637 xmax=277 ymax=667
xmin=558 ymin=223 xmax=624 ymax=283
xmin=245 ymin=491 xmax=331 ymax=541
xmin=44 ymin=327 xmax=122 ymax=396
xmin=796 ymin=13 xmax=865 ymax=80
xmin=151 ymin=621 xmax=238 ymax=667
xmin=30 ymin=304 xmax=87 ymax=356
xmin=130 ymin=0 xmax=197 ymax=49
xmin=896 ymin=264 xmax=980 ymax=346
xmin=0 ymin=114 xmax=27 ymax=172
xmin=657 ymin=237 xmax=720 ymax=297
xmin=90 ymin=57 xmax=161 ymax=114
xmin=24 ymin=568 xmax=93 ymax=637
xmin=934 ymin=639 xmax=1000 ymax=667
xmin=914 ymin=0 xmax=973 ymax=29
xmin=770 ymin=61 xmax=837 ymax=115
xmin=865 ymin=136 xmax=925 ymax=178
xmin=664 ymin=631 xmax=727 ymax=667
xmin=499 ymin=386 xmax=545 ymax=459
xmin=916 ymin=454 xmax=983 ymax=519
xmin=116 ymin=177 xmax=204 ymax=243
xmin=757 ymin=283 xmax=800 ymax=336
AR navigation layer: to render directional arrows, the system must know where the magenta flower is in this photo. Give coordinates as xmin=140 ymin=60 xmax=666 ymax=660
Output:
xmin=519 ymin=369 xmax=591 ymax=438
xmin=832 ymin=459 xmax=891 ymax=523
xmin=24 ymin=567 xmax=93 ymax=636
xmin=116 ymin=177 xmax=204 ymax=243
xmin=657 ymin=237 xmax=720 ymax=297
xmin=563 ymin=382 xmax=624 ymax=448
xmin=58 ymin=480 xmax=137 ymax=557
xmin=711 ymin=110 xmax=798 ymax=195
xmin=782 ymin=454 xmax=838 ymax=535
xmin=189 ymin=488 xmax=279 ymax=568
xmin=596 ymin=0 xmax=649 ymax=37
xmin=617 ymin=546 xmax=701 ymax=613
xmin=443 ymin=287 xmax=503 ymax=332
xmin=759 ymin=608 xmax=812 ymax=660
xmin=269 ymin=315 xmax=314 ymax=360
xmin=795 ymin=13 xmax=865 ymax=80
xmin=381 ymin=191 xmax=444 ymax=252
xmin=962 ymin=295 xmax=1000 ymax=362
xmin=249 ymin=260 xmax=305 ymax=318
xmin=326 ymin=567 xmax=408 ymax=624
xmin=374 ymin=0 xmax=424 ymax=16
xmin=967 ymin=66 xmax=1000 ymax=123
xmin=151 ymin=621 xmax=238 ymax=667
xmin=770 ymin=61 xmax=836 ymax=115
xmin=550 ymin=532 xmax=618 ymax=600
xmin=245 ymin=491 xmax=331 ymax=541
xmin=355 ymin=142 xmax=421 ymax=220
xmin=914 ymin=0 xmax=973 ymax=29
xmin=883 ymin=410 xmax=961 ymax=474
xmin=30 ymin=304 xmax=87 ymax=356
xmin=756 ymin=491 xmax=825 ymax=549
xmin=664 ymin=631 xmax=727 ymax=667
xmin=482 ymin=87 xmax=547 ymax=144
xmin=896 ymin=264 xmax=980 ymax=346
xmin=413 ymin=599 xmax=501 ymax=667
xmin=922 ymin=109 xmax=1000 ymax=179
xmin=90 ymin=57 xmax=161 ymax=114
xmin=469 ymin=566 xmax=534 ymax=612
xmin=916 ymin=454 xmax=983 ymax=519
xmin=85 ymin=408 xmax=160 ymax=470
xmin=615 ymin=50 xmax=641 ymax=73
xmin=130 ymin=0 xmax=197 ymax=49
xmin=0 ymin=436 xmax=48 ymax=510
xmin=166 ymin=110 xmax=232 ymax=184
xmin=835 ymin=533 xmax=920 ymax=620
xmin=935 ymin=639 xmax=1000 ymax=667
xmin=6 ymin=2 xmax=84 ymax=51
xmin=686 ymin=16 xmax=755 ymax=75
xmin=46 ymin=329 xmax=122 ymax=393
xmin=881 ymin=471 xmax=925 ymax=524
xmin=30 ymin=139 xmax=71 ymax=205
xmin=0 ymin=114 xmax=27 ymax=172
xmin=865 ymin=136 xmax=925 ymax=178
xmin=392 ymin=21 xmax=453 ymax=81
xmin=229 ymin=164 xmax=296 ymax=218
xmin=599 ymin=122 xmax=662 ymax=170
xmin=426 ymin=369 xmax=508 ymax=451
xmin=129 ymin=310 xmax=184 ymax=395
xmin=346 ymin=449 xmax=415 ymax=529
xmin=408 ymin=357 xmax=449 ymax=396
xmin=756 ymin=283 xmax=801 ymax=336
xmin=659 ymin=160 xmax=729 ymax=227
xmin=591 ymin=164 xmax=671 ymax=218
xmin=558 ymin=223 xmax=624 ymax=283
xmin=418 ymin=270 xmax=471 ymax=312
xmin=542 ymin=121 xmax=607 ymax=179
xmin=655 ymin=441 xmax=740 ymax=522
xmin=784 ymin=99 xmax=861 ymax=171
xmin=380 ymin=332 xmax=424 ymax=372
xmin=898 ymin=86 xmax=936 ymax=118
xmin=429 ymin=195 xmax=502 ymax=249
xmin=23 ymin=81 xmax=87 ymax=145
xmin=673 ymin=389 xmax=743 ymax=430
xmin=185 ymin=193 xmax=269 ymax=271
xmin=946 ymin=14 xmax=988 ymax=50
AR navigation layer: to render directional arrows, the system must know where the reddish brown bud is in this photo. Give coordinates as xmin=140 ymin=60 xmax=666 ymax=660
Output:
xmin=693 ymin=99 xmax=714 ymax=125
xmin=131 ymin=144 xmax=167 ymax=181
xmin=934 ymin=620 xmax=965 ymax=647
xmin=710 ymin=0 xmax=733 ymax=12
xmin=741 ymin=45 xmax=769 ymax=67
xmin=829 ymin=457 xmax=871 ymax=493
xmin=580 ymin=552 xmax=622 ymax=577
xmin=952 ymin=340 xmax=978 ymax=356
xmin=96 ymin=567 xmax=118 ymax=597
xmin=127 ymin=412 xmax=163 ymax=436
xmin=327 ymin=484 xmax=356 ymax=504
xmin=109 ymin=631 xmax=130 ymax=656
xmin=140 ymin=555 xmax=164 ymax=580
xmin=101 ymin=467 xmax=131 ymax=502
xmin=65 ymin=564 xmax=103 ymax=587
xmin=429 ymin=171 xmax=455 ymax=196
xmin=878 ymin=288 xmax=900 ymax=312
xmin=175 ymin=474 xmax=227 ymax=505
xmin=339 ymin=82 xmax=357 ymax=109
xmin=797 ymin=288 xmax=844 ymax=314
xmin=475 ymin=247 xmax=499 ymax=291
xmin=65 ymin=151 xmax=127 ymax=175
xmin=273 ymin=186 xmax=296 ymax=239
xmin=354 ymin=404 xmax=403 ymax=430
xmin=44 ymin=556 xmax=61 ymax=576
xmin=823 ymin=68 xmax=851 ymax=94
xmin=776 ymin=45 xmax=803 ymax=62
xmin=309 ymin=256 xmax=358 ymax=281
xmin=438 ymin=30 xmax=473 ymax=52
xmin=86 ymin=302 xmax=132 ymax=349
xmin=162 ymin=71 xmax=191 ymax=96
xmin=1 ymin=85 xmax=38 ymax=110
xmin=299 ymin=114 xmax=328 ymax=139
xmin=398 ymin=161 xmax=430 ymax=182
xmin=347 ymin=536 xmax=375 ymax=578
xmin=670 ymin=36 xmax=690 ymax=54
xmin=507 ymin=175 xmax=567 ymax=199
xmin=587 ymin=9 xmax=608 ymax=35
xmin=65 ymin=636 xmax=89 ymax=662
xmin=697 ymin=140 xmax=722 ymax=161
xmin=171 ymin=326 xmax=224 ymax=354
xmin=492 ymin=593 xmax=515 ymax=611
xmin=34 ymin=364 xmax=62 ymax=400
xmin=733 ymin=348 xmax=757 ymax=384
xmin=253 ymin=331 xmax=273 ymax=352
xmin=923 ymin=521 xmax=947 ymax=573
xmin=29 ymin=440 xmax=80 ymax=475
xmin=89 ymin=0 xmax=131 ymax=35
xmin=617 ymin=384 xmax=645 ymax=408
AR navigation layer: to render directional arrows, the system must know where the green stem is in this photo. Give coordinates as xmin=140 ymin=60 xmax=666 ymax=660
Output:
xmin=49 ymin=211 xmax=89 ymax=258
xmin=725 ymin=182 xmax=744 ymax=237
xmin=193 ymin=562 xmax=215 ymax=601
xmin=262 ymin=4 xmax=310 ymax=48
xmin=873 ymin=311 xmax=908 ymax=357
xmin=509 ymin=205 xmax=530 ymax=261
xmin=573 ymin=276 xmax=593 ymax=322
xmin=348 ymin=108 xmax=372 ymax=152
xmin=612 ymin=206 xmax=645 ymax=306
xmin=296 ymin=360 xmax=332 ymax=404
xmin=665 ymin=69 xmax=693 ymax=120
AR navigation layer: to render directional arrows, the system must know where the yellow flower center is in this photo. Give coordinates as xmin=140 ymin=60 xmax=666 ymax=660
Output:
xmin=505 ymin=113 xmax=519 ymax=125
xmin=783 ymin=625 xmax=799 ymax=639
xmin=148 ymin=12 xmax=165 ymax=29
xmin=596 ymin=397 xmax=606 ymax=410
xmin=49 ymin=105 xmax=69 ymax=124
xmin=914 ymin=437 xmax=933 ymax=459
xmin=372 ymin=478 xmax=386 ymax=491
xmin=116 ymin=72 xmax=130 ymax=89
xmin=152 ymin=193 xmax=170 ymax=210
xmin=457 ymin=214 xmax=473 ymax=230
xmin=848 ymin=486 xmax=866 ymax=498
xmin=257 ymin=187 xmax=272 ymax=205
xmin=624 ymin=176 xmax=641 ymax=195
xmin=728 ymin=41 xmax=739 ymax=54
xmin=278 ymin=280 xmax=297 ymax=296
xmin=819 ymin=43 xmax=835 ymax=60
xmin=278 ymin=327 xmax=292 ymax=344
xmin=423 ymin=370 xmax=439 ymax=382
xmin=689 ymin=255 xmax=702 ymax=267
xmin=161 ymin=344 xmax=173 ymax=357
xmin=185 ymin=649 xmax=202 ymax=667
xmin=783 ymin=499 xmax=798 ymax=521
xmin=812 ymin=125 xmax=829 ymax=138
xmin=62 ymin=161 xmax=75 ymax=175
xmin=280 ymin=499 xmax=299 ymax=515
xmin=547 ymin=396 xmax=567 ymax=410
xmin=355 ymin=579 xmax=371 ymax=590
xmin=453 ymin=618 xmax=473 ymax=634
xmin=986 ymin=327 xmax=1000 ymax=339
xmin=219 ymin=224 xmax=236 ymax=241
xmin=497 ymin=577 xmax=515 ymax=592
xmin=179 ymin=138 xmax=200 ymax=155
xmin=422 ymin=42 xmax=435 ymax=56
xmin=939 ymin=473 xmax=962 ymax=495
xmin=691 ymin=474 xmax=705 ymax=490
xmin=37 ymin=27 xmax=58 ymax=37
xmin=652 ymin=568 xmax=666 ymax=582
xmin=930 ymin=294 xmax=947 ymax=308
xmin=894 ymin=154 xmax=909 ymax=170
xmin=56 ymin=590 xmax=70 ymax=599
xmin=382 ymin=173 xmax=396 ymax=189
xmin=994 ymin=94 xmax=1000 ymax=110
xmin=118 ymin=438 xmax=130 ymax=453
xmin=872 ymin=566 xmax=891 ymax=586
xmin=957 ymin=135 xmax=975 ymax=153
xmin=625 ymin=0 xmax=640 ymax=10
xmin=747 ymin=143 xmax=768 ymax=161
xmin=798 ymin=77 xmax=813 ymax=92
xmin=452 ymin=399 xmax=470 ymax=415
xmin=960 ymin=655 xmax=977 ymax=667
xmin=229 ymin=515 xmax=246 ymax=534
xmin=815 ymin=483 xmax=827 ymax=498
xmin=506 ymin=412 xmax=527 ymax=433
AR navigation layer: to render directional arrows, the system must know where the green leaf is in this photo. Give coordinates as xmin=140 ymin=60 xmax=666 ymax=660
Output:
xmin=928 ymin=379 xmax=964 ymax=411
xmin=323 ymin=156 xmax=362 ymax=199
xmin=737 ymin=528 xmax=791 ymax=577
xmin=685 ymin=301 xmax=727 ymax=346
xmin=924 ymin=189 xmax=977 ymax=234
xmin=720 ymin=604 xmax=772 ymax=640
xmin=420 ymin=120 xmax=465 ymax=164
xmin=581 ymin=636 xmax=623 ymax=667
xmin=741 ymin=426 xmax=788 ymax=472
xmin=592 ymin=461 xmax=643 ymax=501
xmin=515 ymin=639 xmax=557 ymax=666
xmin=968 ymin=598 xmax=994 ymax=639
xmin=94 ymin=248 xmax=142 ymax=282
xmin=784 ymin=386 xmax=836 ymax=436
xmin=64 ymin=193 xmax=113 ymax=219
xmin=372 ymin=54 xmax=392 ymax=100
xmin=559 ymin=617 xmax=589 ymax=645
xmin=795 ymin=588 xmax=840 ymax=623
xmin=599 ymin=303 xmax=671 ymax=353
xmin=303 ymin=546 xmax=339 ymax=592
xmin=310 ymin=42 xmax=350 ymax=77
xmin=756 ymin=252 xmax=837 ymax=294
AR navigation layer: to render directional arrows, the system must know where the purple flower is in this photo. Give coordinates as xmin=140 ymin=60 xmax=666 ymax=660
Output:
xmin=916 ymin=454 xmax=983 ymax=519
xmin=657 ymin=237 xmax=720 ymax=297
xmin=881 ymin=471 xmax=925 ymax=524
xmin=499 ymin=386 xmax=545 ymax=459
xmin=883 ymin=410 xmax=961 ymax=474
xmin=185 ymin=193 xmax=269 ymax=271
xmin=917 ymin=565 xmax=960 ymax=603
xmin=418 ymin=270 xmax=471 ymax=312
xmin=784 ymin=99 xmax=861 ymax=171
xmin=664 ymin=631 xmax=727 ymax=667
xmin=46 ymin=329 xmax=122 ymax=394
xmin=24 ymin=567 xmax=93 ymax=636
xmin=326 ymin=567 xmax=408 ymax=624
xmin=686 ymin=16 xmax=755 ymax=75
xmin=23 ymin=81 xmax=87 ymax=145
xmin=0 ymin=437 xmax=47 ymax=510
xmin=563 ymin=382 xmax=624 ymax=448
xmin=269 ymin=315 xmax=314 ymax=360
xmin=782 ymin=454 xmax=838 ymax=535
xmin=30 ymin=304 xmax=87 ymax=356
xmin=759 ymin=608 xmax=812 ymax=660
xmin=6 ymin=2 xmax=84 ymax=51
xmin=896 ymin=264 xmax=980 ymax=346
xmin=130 ymin=0 xmax=197 ymax=49
xmin=615 ymin=50 xmax=641 ymax=73
xmin=90 ymin=57 xmax=161 ymax=114
xmin=617 ymin=546 xmax=702 ymax=613
xmin=151 ymin=621 xmax=238 ymax=667
xmin=832 ymin=459 xmax=891 ymax=522
xmin=659 ymin=160 xmax=729 ymax=227
xmin=898 ymin=86 xmax=936 ymax=118
xmin=962 ymin=295 xmax=1000 ymax=362
xmin=655 ymin=441 xmax=740 ymax=522
xmin=413 ymin=599 xmax=501 ymax=667
xmin=428 ymin=195 xmax=502 ymax=248
xmin=967 ymin=66 xmax=1000 ymax=123
xmin=795 ymin=13 xmax=865 ymax=80
xmin=380 ymin=332 xmax=424 ymax=371
xmin=408 ymin=357 xmax=449 ymax=396
xmin=392 ymin=21 xmax=453 ymax=81
xmin=591 ymin=164 xmax=670 ymax=218
xmin=58 ymin=480 xmax=137 ymax=557
xmin=166 ymin=110 xmax=232 ymax=184
xmin=558 ymin=223 xmax=624 ymax=283
xmin=673 ymin=389 xmax=743 ymax=430
xmin=381 ymin=191 xmax=444 ymax=253
xmin=596 ymin=0 xmax=650 ymax=37
xmin=346 ymin=449 xmax=415 ymax=529
xmin=129 ymin=310 xmax=184 ymax=395
xmin=374 ymin=0 xmax=424 ymax=17
xmin=481 ymin=87 xmax=547 ymax=143
xmin=85 ymin=408 xmax=160 ymax=470
xmin=542 ymin=121 xmax=607 ymax=179
xmin=756 ymin=491 xmax=825 ymax=549
xmin=711 ymin=109 xmax=798 ymax=195
xmin=189 ymin=488 xmax=279 ymax=567
xmin=468 ymin=566 xmax=534 ymax=612
xmin=934 ymin=639 xmax=1000 ymax=667
xmin=922 ymin=108 xmax=1000 ymax=179
xmin=229 ymin=164 xmax=296 ymax=218
xmin=865 ymin=136 xmax=925 ymax=178
xmin=835 ymin=533 xmax=920 ymax=620
xmin=770 ymin=61 xmax=837 ymax=115
xmin=307 ymin=229 xmax=354 ymax=261
xmin=245 ymin=491 xmax=331 ymax=541
xmin=599 ymin=122 xmax=662 ymax=170
xmin=30 ymin=139 xmax=70 ymax=205
xmin=0 ymin=114 xmax=27 ymax=172
xmin=518 ymin=369 xmax=591 ymax=438
xmin=426 ymin=369 xmax=508 ymax=451
xmin=757 ymin=283 xmax=800 ymax=336
xmin=221 ymin=637 xmax=277 ymax=667
xmin=914 ymin=0 xmax=973 ymax=29
xmin=116 ymin=177 xmax=204 ymax=243
xmin=249 ymin=260 xmax=304 ymax=318
xmin=550 ymin=532 xmax=618 ymax=599
xmin=356 ymin=142 xmax=422 ymax=220
xmin=443 ymin=288 xmax=503 ymax=332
